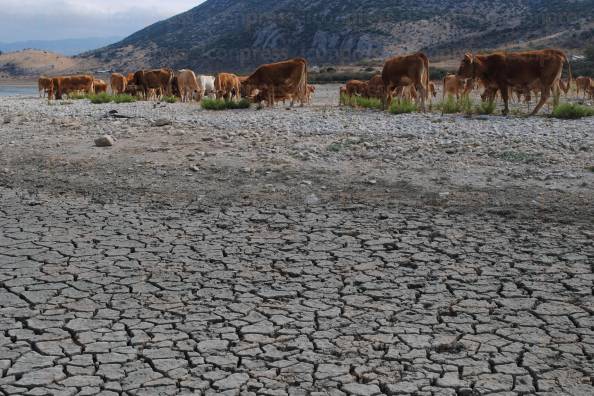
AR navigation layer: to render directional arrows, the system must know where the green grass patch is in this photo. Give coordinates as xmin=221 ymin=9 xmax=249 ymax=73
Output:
xmin=113 ymin=94 xmax=136 ymax=104
xmin=88 ymin=93 xmax=113 ymax=104
xmin=389 ymin=98 xmax=417 ymax=114
xmin=68 ymin=93 xmax=88 ymax=100
xmin=550 ymin=103 xmax=594 ymax=119
xmin=163 ymin=95 xmax=178 ymax=104
xmin=340 ymin=94 xmax=383 ymax=110
xmin=436 ymin=95 xmax=475 ymax=115
xmin=201 ymin=98 xmax=251 ymax=110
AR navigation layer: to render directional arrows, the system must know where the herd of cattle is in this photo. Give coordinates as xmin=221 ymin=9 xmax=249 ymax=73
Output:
xmin=37 ymin=49 xmax=593 ymax=115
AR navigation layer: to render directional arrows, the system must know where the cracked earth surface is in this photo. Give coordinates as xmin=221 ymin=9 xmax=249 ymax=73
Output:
xmin=1 ymin=187 xmax=593 ymax=396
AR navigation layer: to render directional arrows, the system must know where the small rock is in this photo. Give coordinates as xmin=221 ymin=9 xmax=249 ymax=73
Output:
xmin=95 ymin=135 xmax=116 ymax=147
xmin=153 ymin=118 xmax=172 ymax=127
xmin=2 ymin=116 xmax=10 ymax=124
xmin=189 ymin=165 xmax=200 ymax=172
xmin=305 ymin=194 xmax=320 ymax=205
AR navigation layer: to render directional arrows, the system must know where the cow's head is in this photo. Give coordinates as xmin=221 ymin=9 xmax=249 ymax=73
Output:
xmin=457 ymin=53 xmax=475 ymax=79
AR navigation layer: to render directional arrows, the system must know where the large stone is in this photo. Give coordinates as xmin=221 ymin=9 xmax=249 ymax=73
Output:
xmin=94 ymin=135 xmax=116 ymax=147
xmin=212 ymin=373 xmax=250 ymax=390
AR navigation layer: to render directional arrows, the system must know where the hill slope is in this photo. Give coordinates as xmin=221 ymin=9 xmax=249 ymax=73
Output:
xmin=0 ymin=50 xmax=100 ymax=79
xmin=82 ymin=0 xmax=593 ymax=73
xmin=0 ymin=37 xmax=121 ymax=56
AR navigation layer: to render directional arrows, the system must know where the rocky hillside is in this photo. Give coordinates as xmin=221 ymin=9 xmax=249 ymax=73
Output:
xmin=80 ymin=0 xmax=593 ymax=73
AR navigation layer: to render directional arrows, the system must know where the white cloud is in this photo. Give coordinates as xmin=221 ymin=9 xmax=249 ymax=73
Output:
xmin=0 ymin=0 xmax=204 ymax=42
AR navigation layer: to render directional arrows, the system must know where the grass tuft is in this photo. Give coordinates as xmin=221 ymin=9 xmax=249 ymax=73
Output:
xmin=201 ymin=98 xmax=251 ymax=110
xmin=341 ymin=94 xmax=383 ymax=110
xmin=162 ymin=95 xmax=178 ymax=104
xmin=550 ymin=103 xmax=594 ymax=119
xmin=475 ymin=100 xmax=497 ymax=115
xmin=389 ymin=98 xmax=417 ymax=114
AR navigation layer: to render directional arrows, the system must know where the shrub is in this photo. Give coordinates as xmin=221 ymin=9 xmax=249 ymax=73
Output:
xmin=459 ymin=95 xmax=474 ymax=115
xmin=163 ymin=95 xmax=177 ymax=104
xmin=475 ymin=100 xmax=497 ymax=115
xmin=437 ymin=95 xmax=460 ymax=114
xmin=201 ymin=98 xmax=251 ymax=110
xmin=551 ymin=103 xmax=594 ymax=119
xmin=88 ymin=93 xmax=113 ymax=104
xmin=69 ymin=93 xmax=88 ymax=100
xmin=113 ymin=94 xmax=136 ymax=104
xmin=340 ymin=94 xmax=383 ymax=110
xmin=389 ymin=98 xmax=417 ymax=114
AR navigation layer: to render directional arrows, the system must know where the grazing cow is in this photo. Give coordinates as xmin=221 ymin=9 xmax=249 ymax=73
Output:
xmin=306 ymin=84 xmax=316 ymax=104
xmin=366 ymin=74 xmax=385 ymax=100
xmin=110 ymin=73 xmax=127 ymax=94
xmin=589 ymin=81 xmax=594 ymax=99
xmin=38 ymin=76 xmax=52 ymax=98
xmin=382 ymin=52 xmax=430 ymax=110
xmin=214 ymin=73 xmax=241 ymax=101
xmin=50 ymin=75 xmax=94 ymax=100
xmin=133 ymin=68 xmax=174 ymax=100
xmin=238 ymin=76 xmax=250 ymax=97
xmin=126 ymin=73 xmax=135 ymax=84
xmin=242 ymin=58 xmax=308 ymax=107
xmin=428 ymin=82 xmax=437 ymax=98
xmin=177 ymin=69 xmax=203 ymax=102
xmin=457 ymin=49 xmax=572 ymax=115
xmin=339 ymin=86 xmax=348 ymax=105
xmin=93 ymin=79 xmax=108 ymax=94
xmin=198 ymin=75 xmax=216 ymax=97
xmin=442 ymin=74 xmax=466 ymax=99
xmin=345 ymin=80 xmax=368 ymax=98
xmin=576 ymin=76 xmax=592 ymax=98
xmin=124 ymin=83 xmax=142 ymax=97
xmin=395 ymin=85 xmax=418 ymax=101
xmin=171 ymin=77 xmax=181 ymax=98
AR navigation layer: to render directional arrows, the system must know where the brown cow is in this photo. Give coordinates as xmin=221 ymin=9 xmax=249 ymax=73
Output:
xmin=428 ymin=82 xmax=437 ymax=98
xmin=50 ymin=75 xmax=94 ymax=100
xmin=215 ymin=73 xmax=241 ymax=101
xmin=93 ymin=79 xmax=108 ymax=94
xmin=242 ymin=58 xmax=308 ymax=107
xmin=38 ymin=76 xmax=52 ymax=98
xmin=442 ymin=74 xmax=466 ymax=99
xmin=111 ymin=73 xmax=127 ymax=95
xmin=382 ymin=52 xmax=429 ymax=110
xmin=339 ymin=86 xmax=348 ymax=105
xmin=366 ymin=75 xmax=385 ymax=100
xmin=306 ymin=84 xmax=316 ymax=104
xmin=133 ymin=69 xmax=174 ymax=100
xmin=457 ymin=49 xmax=572 ymax=115
xmin=345 ymin=80 xmax=368 ymax=98
xmin=126 ymin=73 xmax=135 ymax=84
xmin=576 ymin=76 xmax=592 ymax=98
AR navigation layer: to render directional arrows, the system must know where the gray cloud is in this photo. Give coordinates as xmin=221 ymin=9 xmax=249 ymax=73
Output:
xmin=0 ymin=0 xmax=204 ymax=42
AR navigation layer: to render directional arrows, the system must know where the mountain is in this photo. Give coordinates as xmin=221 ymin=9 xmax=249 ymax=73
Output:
xmin=0 ymin=50 xmax=100 ymax=79
xmin=83 ymin=0 xmax=594 ymax=73
xmin=0 ymin=37 xmax=121 ymax=56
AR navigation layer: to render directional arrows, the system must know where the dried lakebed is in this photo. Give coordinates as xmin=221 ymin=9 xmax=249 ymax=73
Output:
xmin=0 ymin=86 xmax=593 ymax=395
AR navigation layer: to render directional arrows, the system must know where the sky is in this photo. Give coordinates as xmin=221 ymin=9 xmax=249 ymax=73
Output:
xmin=0 ymin=0 xmax=205 ymax=43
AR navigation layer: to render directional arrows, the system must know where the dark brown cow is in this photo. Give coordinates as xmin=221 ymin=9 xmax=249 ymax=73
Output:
xmin=133 ymin=69 xmax=174 ymax=100
xmin=576 ymin=76 xmax=592 ymax=98
xmin=50 ymin=75 xmax=94 ymax=100
xmin=382 ymin=52 xmax=430 ymax=110
xmin=457 ymin=49 xmax=572 ymax=115
xmin=215 ymin=73 xmax=241 ymax=101
xmin=242 ymin=58 xmax=308 ymax=107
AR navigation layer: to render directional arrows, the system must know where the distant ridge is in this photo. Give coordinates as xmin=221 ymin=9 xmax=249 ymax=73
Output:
xmin=82 ymin=0 xmax=594 ymax=73
xmin=1 ymin=37 xmax=121 ymax=56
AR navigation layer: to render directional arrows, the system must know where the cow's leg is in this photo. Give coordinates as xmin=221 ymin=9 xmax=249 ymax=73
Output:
xmin=417 ymin=85 xmax=427 ymax=112
xmin=531 ymin=84 xmax=550 ymax=116
xmin=498 ymin=83 xmax=510 ymax=115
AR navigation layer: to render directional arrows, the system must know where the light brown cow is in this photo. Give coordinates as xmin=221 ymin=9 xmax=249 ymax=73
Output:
xmin=428 ymin=82 xmax=437 ymax=98
xmin=93 ymin=79 xmax=108 ymax=94
xmin=126 ymin=73 xmax=135 ymax=84
xmin=457 ymin=49 xmax=572 ymax=115
xmin=576 ymin=76 xmax=593 ymax=98
xmin=177 ymin=69 xmax=203 ymax=102
xmin=111 ymin=73 xmax=127 ymax=94
xmin=382 ymin=52 xmax=430 ymax=110
xmin=442 ymin=74 xmax=466 ymax=99
xmin=215 ymin=73 xmax=241 ymax=102
xmin=38 ymin=76 xmax=52 ymax=98
xmin=339 ymin=86 xmax=348 ymax=105
xmin=242 ymin=58 xmax=308 ymax=107
xmin=306 ymin=84 xmax=316 ymax=104
xmin=50 ymin=75 xmax=94 ymax=100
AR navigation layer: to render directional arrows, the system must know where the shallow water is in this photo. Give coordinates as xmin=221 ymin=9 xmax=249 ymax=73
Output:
xmin=0 ymin=85 xmax=37 ymax=97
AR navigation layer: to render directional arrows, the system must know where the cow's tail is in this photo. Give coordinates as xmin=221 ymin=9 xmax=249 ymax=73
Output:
xmin=419 ymin=52 xmax=430 ymax=100
xmin=565 ymin=54 xmax=573 ymax=93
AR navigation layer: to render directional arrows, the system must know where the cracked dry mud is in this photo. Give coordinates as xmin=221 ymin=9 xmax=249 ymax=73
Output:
xmin=0 ymin=85 xmax=593 ymax=395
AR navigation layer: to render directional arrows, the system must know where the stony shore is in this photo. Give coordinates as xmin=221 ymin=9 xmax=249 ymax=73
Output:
xmin=0 ymin=86 xmax=593 ymax=395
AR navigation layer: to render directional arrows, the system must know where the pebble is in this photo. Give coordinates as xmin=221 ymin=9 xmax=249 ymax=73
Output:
xmin=94 ymin=135 xmax=116 ymax=147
